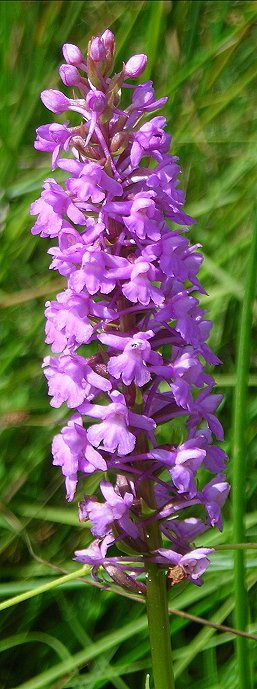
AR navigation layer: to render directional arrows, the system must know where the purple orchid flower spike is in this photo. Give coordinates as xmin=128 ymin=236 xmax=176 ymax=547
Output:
xmin=31 ymin=31 xmax=229 ymax=682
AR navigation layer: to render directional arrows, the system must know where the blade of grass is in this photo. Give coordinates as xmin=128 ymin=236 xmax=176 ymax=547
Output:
xmin=166 ymin=7 xmax=257 ymax=96
xmin=144 ymin=0 xmax=164 ymax=80
xmin=0 ymin=567 xmax=90 ymax=612
xmin=173 ymin=572 xmax=257 ymax=679
xmin=204 ymin=19 xmax=252 ymax=90
xmin=15 ymin=503 xmax=83 ymax=526
xmin=0 ymin=632 xmax=71 ymax=661
xmin=11 ymin=616 xmax=148 ymax=689
xmin=55 ymin=592 xmax=131 ymax=689
xmin=114 ymin=0 xmax=145 ymax=61
xmin=0 ymin=279 xmax=65 ymax=307
xmin=232 ymin=210 xmax=257 ymax=689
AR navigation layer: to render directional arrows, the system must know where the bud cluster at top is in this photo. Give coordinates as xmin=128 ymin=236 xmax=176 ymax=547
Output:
xmin=31 ymin=29 xmax=229 ymax=593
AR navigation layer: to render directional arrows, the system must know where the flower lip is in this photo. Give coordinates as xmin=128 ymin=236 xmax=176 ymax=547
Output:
xmin=86 ymin=89 xmax=107 ymax=113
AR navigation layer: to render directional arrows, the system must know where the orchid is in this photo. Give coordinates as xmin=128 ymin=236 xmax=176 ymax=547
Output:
xmin=31 ymin=29 xmax=229 ymax=689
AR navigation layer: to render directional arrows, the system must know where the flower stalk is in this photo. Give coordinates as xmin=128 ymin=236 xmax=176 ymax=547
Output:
xmin=31 ymin=29 xmax=229 ymax=689
xmin=145 ymin=560 xmax=175 ymax=689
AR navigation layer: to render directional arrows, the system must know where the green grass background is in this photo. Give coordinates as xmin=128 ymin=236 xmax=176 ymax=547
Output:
xmin=1 ymin=0 xmax=257 ymax=687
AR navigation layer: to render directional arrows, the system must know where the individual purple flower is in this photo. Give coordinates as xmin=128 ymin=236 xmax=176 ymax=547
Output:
xmin=74 ymin=533 xmax=115 ymax=581
xmin=52 ymin=414 xmax=106 ymax=501
xmin=164 ymin=517 xmax=207 ymax=553
xmin=86 ymin=399 xmax=135 ymax=456
xmin=34 ymin=122 xmax=72 ymax=169
xmin=151 ymin=349 xmax=204 ymax=410
xmin=82 ymin=90 xmax=107 ymax=145
xmin=131 ymin=81 xmax=167 ymax=113
xmin=60 ymin=159 xmax=123 ymax=201
xmin=98 ymin=330 xmax=161 ymax=387
xmin=48 ymin=222 xmax=106 ymax=276
xmin=187 ymin=387 xmax=224 ymax=440
xmin=199 ymin=475 xmax=230 ymax=530
xmin=192 ymin=429 xmax=228 ymax=473
xmin=74 ymin=532 xmax=145 ymax=593
xmin=150 ymin=439 xmax=206 ymax=498
xmin=122 ymin=192 xmax=164 ymax=241
xmin=146 ymin=161 xmax=195 ymax=226
xmin=86 ymin=89 xmax=107 ymax=113
xmin=158 ymin=233 xmax=203 ymax=288
xmin=45 ymin=290 xmax=94 ymax=352
xmin=82 ymin=390 xmax=155 ymax=456
xmin=130 ymin=116 xmax=171 ymax=167
xmin=122 ymin=258 xmax=164 ymax=306
xmin=68 ymin=247 xmax=117 ymax=296
xmin=79 ymin=480 xmax=136 ymax=538
xmin=43 ymin=353 xmax=111 ymax=408
xmin=30 ymin=177 xmax=87 ymax=237
xmin=153 ymin=547 xmax=214 ymax=586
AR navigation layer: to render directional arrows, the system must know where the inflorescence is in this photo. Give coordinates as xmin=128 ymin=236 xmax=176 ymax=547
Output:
xmin=31 ymin=30 xmax=229 ymax=594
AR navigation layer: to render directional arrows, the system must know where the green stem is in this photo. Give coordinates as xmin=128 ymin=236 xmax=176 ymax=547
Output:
xmin=143 ymin=495 xmax=174 ymax=689
xmin=232 ymin=212 xmax=257 ymax=689
xmin=136 ymin=447 xmax=174 ymax=688
xmin=119 ymin=281 xmax=174 ymax=687
xmin=145 ymin=557 xmax=175 ymax=689
xmin=216 ymin=543 xmax=257 ymax=551
xmin=0 ymin=566 xmax=89 ymax=612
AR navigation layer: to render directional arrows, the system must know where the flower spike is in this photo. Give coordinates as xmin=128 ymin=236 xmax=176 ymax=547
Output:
xmin=31 ymin=29 xmax=229 ymax=595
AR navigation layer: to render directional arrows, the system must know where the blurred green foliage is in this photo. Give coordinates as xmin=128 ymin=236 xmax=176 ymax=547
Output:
xmin=1 ymin=1 xmax=257 ymax=688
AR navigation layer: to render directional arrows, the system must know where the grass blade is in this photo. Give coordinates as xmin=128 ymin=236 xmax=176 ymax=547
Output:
xmin=232 ymin=210 xmax=257 ymax=689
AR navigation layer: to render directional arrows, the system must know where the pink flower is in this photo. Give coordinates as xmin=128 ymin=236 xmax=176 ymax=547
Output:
xmin=99 ymin=330 xmax=161 ymax=387
xmin=43 ymin=353 xmax=111 ymax=408
xmin=52 ymin=414 xmax=106 ymax=501
xmin=122 ymin=258 xmax=164 ymax=306
xmin=154 ymin=547 xmax=214 ymax=585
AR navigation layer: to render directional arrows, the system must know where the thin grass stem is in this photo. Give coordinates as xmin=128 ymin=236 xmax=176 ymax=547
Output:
xmin=232 ymin=210 xmax=257 ymax=689
xmin=0 ymin=567 xmax=90 ymax=612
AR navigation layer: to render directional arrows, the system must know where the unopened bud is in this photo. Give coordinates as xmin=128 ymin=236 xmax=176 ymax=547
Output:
xmin=105 ymin=566 xmax=146 ymax=594
xmin=87 ymin=353 xmax=103 ymax=367
xmin=124 ymin=54 xmax=147 ymax=78
xmin=101 ymin=29 xmax=115 ymax=56
xmin=71 ymin=136 xmax=99 ymax=159
xmin=62 ymin=43 xmax=84 ymax=66
xmin=41 ymin=89 xmax=70 ymax=114
xmin=94 ymin=362 xmax=109 ymax=378
xmin=59 ymin=64 xmax=81 ymax=87
xmin=110 ymin=131 xmax=130 ymax=155
xmin=78 ymin=499 xmax=88 ymax=522
xmin=87 ymin=355 xmax=109 ymax=379
xmin=101 ymin=29 xmax=116 ymax=76
xmin=89 ymin=36 xmax=106 ymax=63
xmin=87 ymin=37 xmax=106 ymax=88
